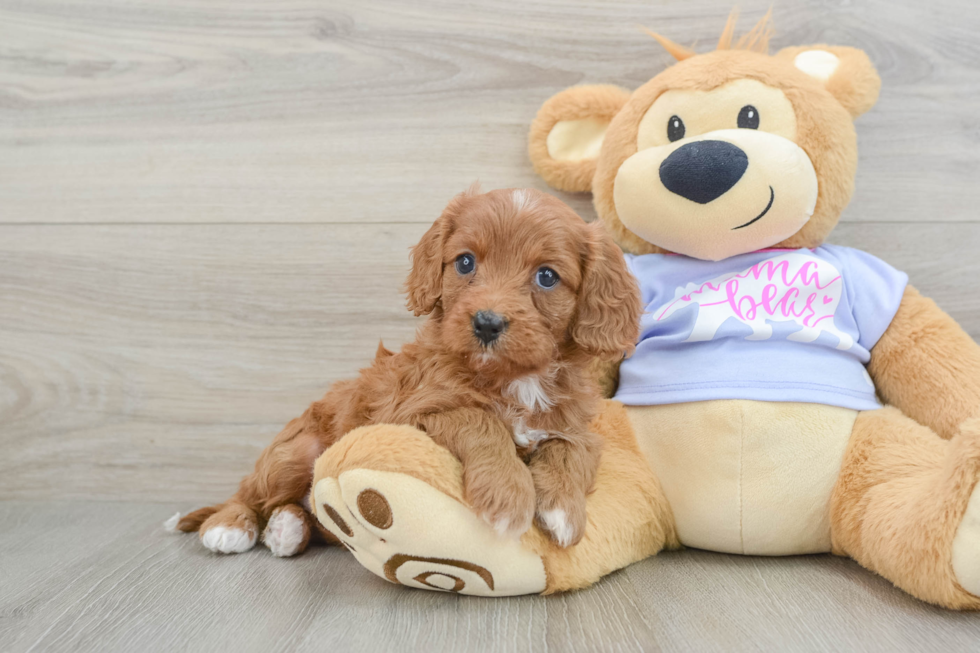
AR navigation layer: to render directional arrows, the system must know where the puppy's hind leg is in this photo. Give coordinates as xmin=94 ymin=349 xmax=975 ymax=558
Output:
xmin=262 ymin=503 xmax=320 ymax=557
xmin=168 ymin=499 xmax=258 ymax=555
xmin=179 ymin=413 xmax=331 ymax=555
xmin=199 ymin=502 xmax=261 ymax=554
xmin=171 ymin=505 xmax=220 ymax=533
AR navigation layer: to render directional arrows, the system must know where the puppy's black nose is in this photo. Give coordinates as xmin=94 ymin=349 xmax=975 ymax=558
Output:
xmin=659 ymin=140 xmax=748 ymax=204
xmin=472 ymin=310 xmax=508 ymax=345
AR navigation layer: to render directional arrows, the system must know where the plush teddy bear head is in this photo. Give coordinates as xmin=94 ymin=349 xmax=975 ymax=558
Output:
xmin=529 ymin=12 xmax=881 ymax=261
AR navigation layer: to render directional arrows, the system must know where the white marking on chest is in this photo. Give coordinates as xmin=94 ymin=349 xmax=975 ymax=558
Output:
xmin=505 ymin=375 xmax=554 ymax=413
xmin=512 ymin=418 xmax=549 ymax=448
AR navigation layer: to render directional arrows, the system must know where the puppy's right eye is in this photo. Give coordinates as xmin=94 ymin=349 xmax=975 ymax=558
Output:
xmin=455 ymin=253 xmax=476 ymax=275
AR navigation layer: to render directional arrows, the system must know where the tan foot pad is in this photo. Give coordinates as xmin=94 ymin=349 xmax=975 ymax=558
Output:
xmin=953 ymin=482 xmax=980 ymax=597
xmin=313 ymin=469 xmax=546 ymax=596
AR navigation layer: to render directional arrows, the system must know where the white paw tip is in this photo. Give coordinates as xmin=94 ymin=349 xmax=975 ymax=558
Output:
xmin=491 ymin=517 xmax=511 ymax=538
xmin=539 ymin=508 xmax=575 ymax=547
xmin=163 ymin=512 xmax=181 ymax=533
xmin=484 ymin=514 xmax=529 ymax=540
xmin=201 ymin=525 xmax=256 ymax=554
xmin=263 ymin=509 xmax=307 ymax=558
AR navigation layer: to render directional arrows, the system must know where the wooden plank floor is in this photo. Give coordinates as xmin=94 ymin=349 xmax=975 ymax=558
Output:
xmin=3 ymin=501 xmax=980 ymax=653
xmin=2 ymin=0 xmax=980 ymax=650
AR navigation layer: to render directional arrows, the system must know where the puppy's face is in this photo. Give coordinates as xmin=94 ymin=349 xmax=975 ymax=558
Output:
xmin=406 ymin=188 xmax=640 ymax=379
xmin=439 ymin=190 xmax=582 ymax=377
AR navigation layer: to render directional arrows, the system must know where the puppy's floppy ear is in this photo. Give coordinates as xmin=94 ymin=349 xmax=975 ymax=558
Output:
xmin=528 ymin=85 xmax=631 ymax=193
xmin=571 ymin=223 xmax=641 ymax=359
xmin=404 ymin=186 xmax=474 ymax=316
xmin=777 ymin=45 xmax=881 ymax=118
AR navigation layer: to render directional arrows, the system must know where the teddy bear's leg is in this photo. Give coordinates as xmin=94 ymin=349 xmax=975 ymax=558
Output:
xmin=310 ymin=400 xmax=676 ymax=596
xmin=311 ymin=422 xmax=547 ymax=596
xmin=830 ymin=407 xmax=980 ymax=609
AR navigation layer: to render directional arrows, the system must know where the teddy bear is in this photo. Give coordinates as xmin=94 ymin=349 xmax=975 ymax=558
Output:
xmin=308 ymin=12 xmax=980 ymax=609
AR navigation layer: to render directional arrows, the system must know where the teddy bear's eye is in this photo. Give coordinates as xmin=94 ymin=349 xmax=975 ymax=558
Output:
xmin=667 ymin=115 xmax=685 ymax=142
xmin=737 ymin=105 xmax=760 ymax=129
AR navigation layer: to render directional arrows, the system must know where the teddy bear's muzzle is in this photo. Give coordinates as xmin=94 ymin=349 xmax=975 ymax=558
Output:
xmin=613 ymin=129 xmax=818 ymax=261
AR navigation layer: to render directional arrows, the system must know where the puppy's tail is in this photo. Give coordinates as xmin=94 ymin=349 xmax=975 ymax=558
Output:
xmin=375 ymin=340 xmax=395 ymax=360
xmin=165 ymin=505 xmax=221 ymax=533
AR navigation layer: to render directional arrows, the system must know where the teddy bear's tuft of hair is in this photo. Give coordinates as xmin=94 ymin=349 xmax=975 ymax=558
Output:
xmin=642 ymin=7 xmax=774 ymax=62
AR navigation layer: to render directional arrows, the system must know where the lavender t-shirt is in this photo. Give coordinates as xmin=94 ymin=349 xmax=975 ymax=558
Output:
xmin=614 ymin=245 xmax=908 ymax=411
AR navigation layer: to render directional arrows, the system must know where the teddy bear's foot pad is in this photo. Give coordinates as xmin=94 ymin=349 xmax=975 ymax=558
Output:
xmin=952 ymin=482 xmax=980 ymax=596
xmin=313 ymin=469 xmax=546 ymax=596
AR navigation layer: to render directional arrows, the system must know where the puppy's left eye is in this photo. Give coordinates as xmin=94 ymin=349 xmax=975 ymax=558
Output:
xmin=535 ymin=267 xmax=559 ymax=289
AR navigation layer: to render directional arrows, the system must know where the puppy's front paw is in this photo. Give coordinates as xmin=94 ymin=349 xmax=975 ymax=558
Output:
xmin=535 ymin=491 xmax=587 ymax=548
xmin=463 ymin=459 xmax=535 ymax=539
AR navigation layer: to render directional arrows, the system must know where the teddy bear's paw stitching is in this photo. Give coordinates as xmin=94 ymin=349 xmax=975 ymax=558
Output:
xmin=312 ymin=468 xmax=547 ymax=597
xmin=201 ymin=525 xmax=256 ymax=554
xmin=262 ymin=506 xmax=309 ymax=558
xmin=952 ymin=482 xmax=980 ymax=597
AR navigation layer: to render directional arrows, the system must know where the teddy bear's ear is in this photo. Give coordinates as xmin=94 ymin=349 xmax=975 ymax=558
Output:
xmin=776 ymin=45 xmax=881 ymax=118
xmin=528 ymin=85 xmax=631 ymax=193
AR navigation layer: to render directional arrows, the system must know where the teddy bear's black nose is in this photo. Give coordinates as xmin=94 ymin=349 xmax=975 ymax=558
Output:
xmin=659 ymin=140 xmax=749 ymax=204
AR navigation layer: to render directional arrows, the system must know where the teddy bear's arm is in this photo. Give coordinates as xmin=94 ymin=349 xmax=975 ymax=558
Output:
xmin=868 ymin=285 xmax=980 ymax=438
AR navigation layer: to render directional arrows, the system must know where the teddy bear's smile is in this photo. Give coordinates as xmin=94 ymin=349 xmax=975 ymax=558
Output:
xmin=732 ymin=185 xmax=774 ymax=230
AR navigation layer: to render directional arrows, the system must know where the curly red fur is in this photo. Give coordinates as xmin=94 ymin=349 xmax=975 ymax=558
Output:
xmin=178 ymin=187 xmax=641 ymax=550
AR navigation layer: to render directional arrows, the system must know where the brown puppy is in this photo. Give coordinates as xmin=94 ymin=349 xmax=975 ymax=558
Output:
xmin=172 ymin=186 xmax=640 ymax=556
